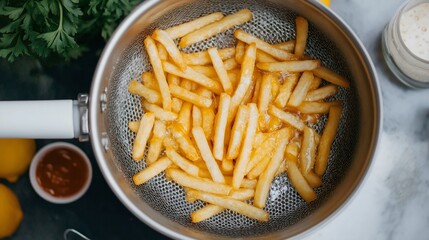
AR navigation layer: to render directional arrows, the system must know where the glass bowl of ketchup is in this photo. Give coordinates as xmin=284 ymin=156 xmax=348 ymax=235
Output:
xmin=29 ymin=142 xmax=92 ymax=204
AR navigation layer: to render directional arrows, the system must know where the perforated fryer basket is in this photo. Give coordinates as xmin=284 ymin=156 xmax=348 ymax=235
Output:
xmin=89 ymin=0 xmax=382 ymax=239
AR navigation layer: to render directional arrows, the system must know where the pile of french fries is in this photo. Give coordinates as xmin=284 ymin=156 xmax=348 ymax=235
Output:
xmin=128 ymin=9 xmax=348 ymax=223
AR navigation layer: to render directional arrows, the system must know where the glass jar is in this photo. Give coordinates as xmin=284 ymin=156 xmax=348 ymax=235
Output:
xmin=382 ymin=0 xmax=429 ymax=88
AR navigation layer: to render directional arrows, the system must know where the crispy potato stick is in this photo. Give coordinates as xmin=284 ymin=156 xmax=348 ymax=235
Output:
xmin=274 ymin=74 xmax=299 ymax=108
xmin=132 ymin=112 xmax=155 ymax=161
xmin=256 ymin=49 xmax=277 ymax=63
xmin=133 ymin=156 xmax=172 ymax=185
xmin=288 ymin=71 xmax=315 ymax=107
xmin=256 ymin=60 xmax=320 ymax=72
xmin=304 ymin=171 xmax=322 ymax=188
xmin=224 ymin=176 xmax=257 ymax=189
xmin=286 ymin=142 xmax=300 ymax=159
xmin=128 ymin=80 xmax=162 ymax=105
xmin=180 ymin=78 xmax=196 ymax=90
xmin=246 ymin=134 xmax=277 ymax=174
xmin=232 ymin=103 xmax=258 ymax=189
xmin=170 ymin=123 xmax=200 ymax=161
xmin=192 ymin=127 xmax=225 ymax=183
xmin=190 ymin=188 xmax=254 ymax=222
xmin=228 ymin=69 xmax=240 ymax=89
xmin=234 ymin=30 xmax=297 ymax=60
xmin=268 ymin=105 xmax=305 ymax=131
xmin=275 ymin=160 xmax=286 ymax=177
xmin=179 ymin=9 xmax=253 ymax=48
xmin=163 ymin=135 xmax=179 ymax=150
xmin=192 ymin=105 xmax=202 ymax=127
xmin=254 ymin=128 xmax=292 ymax=208
xmin=297 ymin=101 xmax=338 ymax=114
xmin=178 ymin=102 xmax=192 ymax=133
xmin=171 ymin=98 xmax=183 ymax=114
xmin=166 ymin=148 xmax=199 ymax=176
xmin=156 ymin=42 xmax=168 ymax=61
xmin=294 ymin=16 xmax=309 ymax=57
xmin=187 ymin=189 xmax=268 ymax=222
xmin=141 ymin=72 xmax=159 ymax=91
xmin=213 ymin=93 xmax=231 ymax=160
xmin=247 ymin=154 xmax=271 ymax=180
xmin=226 ymin=105 xmax=249 ymax=160
xmin=165 ymin=12 xmax=224 ymax=39
xmin=163 ymin=61 xmax=223 ymax=94
xmin=300 ymin=126 xmax=317 ymax=174
xmin=183 ymin=47 xmax=235 ymax=66
xmin=242 ymin=74 xmax=256 ymax=105
xmin=169 ymin=84 xmax=212 ymax=108
xmin=271 ymin=75 xmax=280 ymax=98
xmin=146 ymin=120 xmax=167 ymax=165
xmin=273 ymin=40 xmax=295 ymax=52
xmin=166 ymin=169 xmax=232 ymax=195
xmin=258 ymin=73 xmax=274 ymax=130
xmin=191 ymin=65 xmax=217 ymax=77
xmin=305 ymin=84 xmax=338 ymax=102
xmin=267 ymin=116 xmax=283 ymax=132
xmin=251 ymin=74 xmax=262 ymax=103
xmin=153 ymin=29 xmax=187 ymax=71
xmin=208 ymin=48 xmax=233 ymax=95
xmin=223 ymin=58 xmax=239 ymax=70
xmin=201 ymin=107 xmax=215 ymax=140
xmin=253 ymin=132 xmax=272 ymax=148
xmin=222 ymin=158 xmax=234 ymax=172
xmin=128 ymin=121 xmax=140 ymax=133
xmin=312 ymin=66 xmax=350 ymax=88
xmin=287 ymin=159 xmax=317 ymax=202
xmin=235 ymin=40 xmax=245 ymax=64
xmin=309 ymin=76 xmax=322 ymax=91
xmin=144 ymin=36 xmax=172 ymax=110
xmin=315 ymin=105 xmax=342 ymax=176
xmin=229 ymin=43 xmax=257 ymax=123
xmin=142 ymin=101 xmax=178 ymax=121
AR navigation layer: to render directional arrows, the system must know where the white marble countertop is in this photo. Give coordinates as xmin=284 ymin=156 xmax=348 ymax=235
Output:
xmin=307 ymin=0 xmax=429 ymax=239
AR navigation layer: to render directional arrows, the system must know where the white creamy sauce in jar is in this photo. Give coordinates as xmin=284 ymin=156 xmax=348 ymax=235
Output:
xmin=399 ymin=3 xmax=429 ymax=61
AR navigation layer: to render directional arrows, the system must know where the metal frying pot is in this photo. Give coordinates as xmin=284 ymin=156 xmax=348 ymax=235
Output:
xmin=0 ymin=0 xmax=382 ymax=239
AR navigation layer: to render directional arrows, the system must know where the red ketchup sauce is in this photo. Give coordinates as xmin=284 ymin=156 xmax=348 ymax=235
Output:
xmin=36 ymin=147 xmax=88 ymax=197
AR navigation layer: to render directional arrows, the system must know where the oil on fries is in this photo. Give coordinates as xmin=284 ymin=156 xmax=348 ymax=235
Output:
xmin=128 ymin=9 xmax=347 ymax=223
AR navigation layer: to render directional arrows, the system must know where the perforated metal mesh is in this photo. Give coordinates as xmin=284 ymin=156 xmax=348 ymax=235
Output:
xmin=105 ymin=0 xmax=358 ymax=237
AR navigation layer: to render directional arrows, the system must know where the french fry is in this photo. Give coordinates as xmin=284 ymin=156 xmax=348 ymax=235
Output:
xmin=275 ymin=159 xmax=286 ymax=177
xmin=254 ymin=128 xmax=292 ymax=208
xmin=142 ymin=100 xmax=178 ymax=121
xmin=165 ymin=12 xmax=224 ymax=39
xmin=179 ymin=9 xmax=253 ymax=48
xmin=256 ymin=60 xmax=320 ymax=72
xmin=300 ymin=126 xmax=317 ymax=174
xmin=222 ymin=158 xmax=234 ymax=172
xmin=208 ymin=48 xmax=233 ymax=95
xmin=201 ymin=107 xmax=215 ymax=140
xmin=309 ymin=76 xmax=322 ymax=91
xmin=304 ymin=171 xmax=322 ymax=188
xmin=132 ymin=112 xmax=155 ymax=161
xmin=128 ymin=121 xmax=140 ymax=133
xmin=251 ymin=74 xmax=262 ymax=103
xmin=146 ymin=120 xmax=166 ymax=165
xmin=235 ymin=40 xmax=245 ymax=64
xmin=271 ymin=75 xmax=280 ymax=99
xmin=192 ymin=105 xmax=202 ymax=127
xmin=252 ymin=132 xmax=273 ymax=148
xmin=225 ymin=176 xmax=257 ymax=189
xmin=223 ymin=58 xmax=239 ymax=70
xmin=183 ymin=47 xmax=235 ymax=66
xmin=297 ymin=101 xmax=338 ymax=114
xmin=268 ymin=105 xmax=305 ymax=131
xmin=294 ymin=16 xmax=309 ymax=57
xmin=234 ymin=30 xmax=297 ymax=60
xmin=213 ymin=93 xmax=231 ymax=160
xmin=312 ymin=66 xmax=350 ymax=88
xmin=166 ymin=147 xmax=199 ymax=176
xmin=286 ymin=158 xmax=317 ymax=202
xmin=156 ymin=42 xmax=168 ymax=61
xmin=256 ymin=49 xmax=277 ymax=63
xmin=133 ymin=156 xmax=172 ymax=185
xmin=177 ymin=102 xmax=192 ymax=133
xmin=228 ymin=69 xmax=241 ymax=90
xmin=163 ymin=134 xmax=179 ymax=150
xmin=246 ymin=134 xmax=277 ymax=174
xmin=267 ymin=116 xmax=283 ymax=132
xmin=187 ymin=189 xmax=268 ymax=222
xmin=141 ymin=72 xmax=159 ymax=91
xmin=163 ymin=61 xmax=223 ymax=94
xmin=305 ymin=84 xmax=338 ymax=102
xmin=128 ymin=80 xmax=162 ymax=105
xmin=166 ymin=168 xmax=232 ymax=195
xmin=247 ymin=154 xmax=270 ymax=180
xmin=258 ymin=73 xmax=274 ymax=130
xmin=285 ymin=142 xmax=300 ymax=159
xmin=167 ymin=75 xmax=183 ymax=113
xmin=274 ymin=73 xmax=299 ymax=108
xmin=273 ymin=40 xmax=295 ymax=52
xmin=169 ymin=84 xmax=212 ymax=108
xmin=288 ymin=71 xmax=315 ymax=107
xmin=170 ymin=123 xmax=200 ymax=161
xmin=192 ymin=127 xmax=225 ymax=183
xmin=144 ymin=36 xmax=172 ymax=111
xmin=315 ymin=105 xmax=342 ymax=176
xmin=153 ymin=29 xmax=187 ymax=71
xmin=191 ymin=65 xmax=217 ymax=78
xmin=232 ymin=103 xmax=258 ymax=189
xmin=226 ymin=105 xmax=249 ymax=160
xmin=242 ymin=73 xmax=256 ymax=105
xmin=180 ymin=78 xmax=196 ymax=91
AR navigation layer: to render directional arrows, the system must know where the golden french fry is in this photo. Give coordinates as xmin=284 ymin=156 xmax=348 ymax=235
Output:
xmin=208 ymin=48 xmax=234 ymax=95
xmin=294 ymin=16 xmax=309 ymax=57
xmin=235 ymin=40 xmax=245 ymax=64
xmin=256 ymin=60 xmax=320 ymax=72
xmin=141 ymin=72 xmax=159 ymax=91
xmin=186 ymin=189 xmax=268 ymax=222
xmin=305 ymin=84 xmax=338 ymax=101
xmin=251 ymin=74 xmax=262 ymax=103
xmin=228 ymin=69 xmax=241 ymax=90
xmin=180 ymin=78 xmax=197 ymax=91
xmin=271 ymin=75 xmax=280 ymax=98
xmin=144 ymin=36 xmax=172 ymax=111
xmin=234 ymin=30 xmax=297 ymax=60
xmin=312 ymin=66 xmax=350 ymax=88
xmin=226 ymin=105 xmax=249 ymax=160
xmin=128 ymin=121 xmax=140 ymax=133
xmin=163 ymin=134 xmax=179 ymax=150
xmin=191 ymin=65 xmax=217 ymax=78
xmin=258 ymin=73 xmax=274 ymax=130
xmin=297 ymin=101 xmax=338 ymax=114
xmin=254 ymin=128 xmax=292 ymax=208
xmin=165 ymin=12 xmax=224 ymax=39
xmin=221 ymin=158 xmax=234 ymax=172
xmin=179 ymin=9 xmax=253 ymax=48
xmin=267 ymin=116 xmax=283 ymax=132
xmin=201 ymin=107 xmax=215 ymax=140
xmin=132 ymin=112 xmax=155 ymax=161
xmin=166 ymin=148 xmax=199 ymax=176
xmin=287 ymin=158 xmax=317 ymax=202
xmin=286 ymin=142 xmax=300 ymax=159
xmin=156 ymin=42 xmax=168 ymax=61
xmin=300 ymin=126 xmax=317 ymax=174
xmin=242 ymin=73 xmax=256 ymax=105
xmin=304 ymin=171 xmax=322 ymax=188
xmin=170 ymin=122 xmax=200 ymax=161
xmin=146 ymin=120 xmax=167 ymax=165
xmin=177 ymin=102 xmax=192 ymax=134
xmin=273 ymin=40 xmax=295 ymax=52
xmin=192 ymin=127 xmax=225 ymax=183
xmin=166 ymin=169 xmax=232 ymax=195
xmin=268 ymin=105 xmax=305 ymax=131
xmin=213 ymin=93 xmax=231 ymax=160
xmin=247 ymin=154 xmax=270 ymax=180
xmin=274 ymin=73 xmax=299 ymax=108
xmin=309 ymin=76 xmax=322 ymax=91
xmin=246 ymin=134 xmax=277 ymax=174
xmin=142 ymin=100 xmax=178 ymax=121
xmin=225 ymin=176 xmax=257 ymax=189
xmin=133 ymin=156 xmax=172 ymax=185
xmin=232 ymin=103 xmax=258 ymax=189
xmin=288 ymin=71 xmax=315 ymax=107
xmin=153 ymin=29 xmax=187 ymax=71
xmin=192 ymin=105 xmax=202 ymax=128
xmin=223 ymin=58 xmax=239 ymax=70
xmin=275 ymin=159 xmax=286 ymax=177
xmin=315 ymin=105 xmax=342 ymax=176
xmin=183 ymin=47 xmax=235 ymax=66
xmin=169 ymin=84 xmax=212 ymax=108
xmin=256 ymin=49 xmax=277 ymax=63
xmin=128 ymin=80 xmax=162 ymax=105
xmin=252 ymin=132 xmax=272 ymax=148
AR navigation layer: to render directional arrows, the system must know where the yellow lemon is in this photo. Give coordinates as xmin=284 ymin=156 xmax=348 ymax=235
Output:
xmin=0 ymin=184 xmax=23 ymax=238
xmin=0 ymin=139 xmax=36 ymax=182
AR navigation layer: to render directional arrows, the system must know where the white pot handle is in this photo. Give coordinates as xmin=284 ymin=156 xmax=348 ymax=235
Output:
xmin=0 ymin=94 xmax=89 ymax=140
